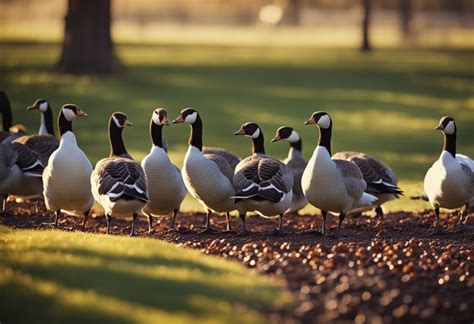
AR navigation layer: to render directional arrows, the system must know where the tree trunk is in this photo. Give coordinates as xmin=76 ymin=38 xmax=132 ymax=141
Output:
xmin=399 ymin=0 xmax=413 ymax=42
xmin=361 ymin=0 xmax=372 ymax=52
xmin=285 ymin=0 xmax=302 ymax=26
xmin=58 ymin=0 xmax=115 ymax=73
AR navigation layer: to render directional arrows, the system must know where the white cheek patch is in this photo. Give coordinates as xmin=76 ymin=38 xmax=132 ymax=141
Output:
xmin=39 ymin=102 xmax=48 ymax=112
xmin=317 ymin=115 xmax=331 ymax=129
xmin=152 ymin=113 xmax=161 ymax=125
xmin=250 ymin=128 xmax=260 ymax=139
xmin=112 ymin=115 xmax=123 ymax=128
xmin=444 ymin=120 xmax=455 ymax=134
xmin=285 ymin=130 xmax=300 ymax=143
xmin=184 ymin=112 xmax=197 ymax=124
xmin=62 ymin=108 xmax=77 ymax=121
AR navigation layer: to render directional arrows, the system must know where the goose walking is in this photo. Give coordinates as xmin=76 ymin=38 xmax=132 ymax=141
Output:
xmin=271 ymin=126 xmax=308 ymax=213
xmin=42 ymin=104 xmax=93 ymax=228
xmin=172 ymin=108 xmax=235 ymax=233
xmin=302 ymin=111 xmax=378 ymax=238
xmin=91 ymin=112 xmax=148 ymax=236
xmin=141 ymin=108 xmax=186 ymax=232
xmin=331 ymin=151 xmax=403 ymax=218
xmin=424 ymin=116 xmax=473 ymax=234
xmin=233 ymin=123 xmax=293 ymax=235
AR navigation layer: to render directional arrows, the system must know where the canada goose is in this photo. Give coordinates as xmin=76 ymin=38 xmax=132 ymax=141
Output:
xmin=141 ymin=108 xmax=186 ymax=232
xmin=331 ymin=151 xmax=403 ymax=218
xmin=42 ymin=104 xmax=93 ymax=228
xmin=424 ymin=116 xmax=473 ymax=234
xmin=0 ymin=90 xmax=27 ymax=142
xmin=172 ymin=108 xmax=235 ymax=233
xmin=271 ymin=126 xmax=308 ymax=213
xmin=302 ymin=111 xmax=378 ymax=238
xmin=14 ymin=99 xmax=59 ymax=166
xmin=91 ymin=112 xmax=148 ymax=236
xmin=233 ymin=123 xmax=293 ymax=235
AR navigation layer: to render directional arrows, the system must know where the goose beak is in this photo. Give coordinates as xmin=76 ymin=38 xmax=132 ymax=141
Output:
xmin=271 ymin=135 xmax=280 ymax=142
xmin=234 ymin=128 xmax=245 ymax=136
xmin=77 ymin=109 xmax=87 ymax=117
xmin=435 ymin=124 xmax=443 ymax=130
xmin=304 ymin=119 xmax=315 ymax=125
xmin=126 ymin=120 xmax=133 ymax=127
xmin=172 ymin=115 xmax=184 ymax=124
xmin=27 ymin=105 xmax=37 ymax=111
xmin=162 ymin=117 xmax=170 ymax=126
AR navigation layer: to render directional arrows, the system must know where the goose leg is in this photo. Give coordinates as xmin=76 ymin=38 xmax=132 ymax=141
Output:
xmin=277 ymin=213 xmax=286 ymax=236
xmin=321 ymin=210 xmax=328 ymax=235
xmin=332 ymin=212 xmax=346 ymax=239
xmin=225 ymin=212 xmax=231 ymax=232
xmin=106 ymin=214 xmax=112 ymax=234
xmin=54 ymin=210 xmax=60 ymax=228
xmin=374 ymin=206 xmax=384 ymax=220
xmin=130 ymin=213 xmax=138 ymax=237
xmin=148 ymin=214 xmax=153 ymax=234
xmin=1 ymin=194 xmax=11 ymax=217
xmin=239 ymin=213 xmax=247 ymax=235
xmin=199 ymin=209 xmax=216 ymax=234
xmin=431 ymin=207 xmax=447 ymax=235
xmin=82 ymin=209 xmax=89 ymax=230
xmin=170 ymin=209 xmax=179 ymax=230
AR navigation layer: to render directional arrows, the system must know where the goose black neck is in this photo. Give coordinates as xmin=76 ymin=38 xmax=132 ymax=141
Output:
xmin=252 ymin=132 xmax=265 ymax=155
xmin=150 ymin=120 xmax=164 ymax=148
xmin=318 ymin=127 xmax=332 ymax=155
xmin=109 ymin=119 xmax=128 ymax=157
xmin=189 ymin=115 xmax=203 ymax=151
xmin=44 ymin=107 xmax=55 ymax=136
xmin=290 ymin=139 xmax=302 ymax=152
xmin=443 ymin=132 xmax=456 ymax=157
xmin=58 ymin=111 xmax=73 ymax=137
xmin=0 ymin=95 xmax=12 ymax=131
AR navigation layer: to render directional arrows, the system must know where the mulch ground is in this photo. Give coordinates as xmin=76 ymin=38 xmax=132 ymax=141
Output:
xmin=2 ymin=197 xmax=473 ymax=324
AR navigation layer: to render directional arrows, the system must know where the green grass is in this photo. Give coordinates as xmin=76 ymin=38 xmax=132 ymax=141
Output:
xmin=0 ymin=225 xmax=292 ymax=323
xmin=0 ymin=41 xmax=473 ymax=212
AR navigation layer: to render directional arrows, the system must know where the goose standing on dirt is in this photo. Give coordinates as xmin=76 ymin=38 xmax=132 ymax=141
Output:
xmin=42 ymin=104 xmax=93 ymax=228
xmin=424 ymin=116 xmax=473 ymax=234
xmin=14 ymin=99 xmax=59 ymax=166
xmin=271 ymin=126 xmax=308 ymax=213
xmin=331 ymin=151 xmax=403 ymax=218
xmin=91 ymin=112 xmax=148 ymax=236
xmin=172 ymin=108 xmax=235 ymax=233
xmin=302 ymin=111 xmax=378 ymax=238
xmin=233 ymin=123 xmax=293 ymax=235
xmin=141 ymin=108 xmax=186 ymax=232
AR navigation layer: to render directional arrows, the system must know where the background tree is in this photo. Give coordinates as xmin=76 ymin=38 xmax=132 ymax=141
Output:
xmin=58 ymin=0 xmax=115 ymax=73
xmin=399 ymin=0 xmax=413 ymax=43
xmin=361 ymin=0 xmax=372 ymax=52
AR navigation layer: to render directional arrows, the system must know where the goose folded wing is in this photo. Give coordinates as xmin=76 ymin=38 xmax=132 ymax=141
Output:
xmin=258 ymin=158 xmax=293 ymax=194
xmin=10 ymin=142 xmax=44 ymax=176
xmin=286 ymin=158 xmax=307 ymax=196
xmin=98 ymin=159 xmax=148 ymax=202
xmin=233 ymin=158 xmax=260 ymax=198
xmin=204 ymin=153 xmax=234 ymax=182
xmin=203 ymin=147 xmax=240 ymax=171
xmin=460 ymin=163 xmax=474 ymax=189
xmin=334 ymin=159 xmax=366 ymax=200
xmin=14 ymin=135 xmax=59 ymax=165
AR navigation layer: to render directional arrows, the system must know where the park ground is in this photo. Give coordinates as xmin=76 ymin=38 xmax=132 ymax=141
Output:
xmin=0 ymin=35 xmax=473 ymax=323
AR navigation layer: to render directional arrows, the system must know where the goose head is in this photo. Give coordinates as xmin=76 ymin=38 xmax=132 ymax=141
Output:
xmin=271 ymin=126 xmax=300 ymax=143
xmin=304 ymin=111 xmax=331 ymax=129
xmin=111 ymin=112 xmax=133 ymax=128
xmin=61 ymin=104 xmax=87 ymax=121
xmin=234 ymin=122 xmax=261 ymax=139
xmin=27 ymin=99 xmax=50 ymax=112
xmin=172 ymin=108 xmax=199 ymax=125
xmin=152 ymin=108 xmax=170 ymax=126
xmin=435 ymin=116 xmax=456 ymax=135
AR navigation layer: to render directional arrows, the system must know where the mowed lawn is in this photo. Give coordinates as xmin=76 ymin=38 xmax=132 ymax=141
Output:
xmin=0 ymin=42 xmax=473 ymax=212
xmin=0 ymin=226 xmax=292 ymax=323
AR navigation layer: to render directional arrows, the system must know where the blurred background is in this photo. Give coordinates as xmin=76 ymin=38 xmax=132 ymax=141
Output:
xmin=0 ymin=0 xmax=473 ymax=212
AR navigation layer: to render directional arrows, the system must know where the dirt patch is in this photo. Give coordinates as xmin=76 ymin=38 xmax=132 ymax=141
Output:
xmin=2 ymin=198 xmax=473 ymax=323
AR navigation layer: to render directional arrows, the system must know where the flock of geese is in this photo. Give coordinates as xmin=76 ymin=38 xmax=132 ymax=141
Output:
xmin=0 ymin=90 xmax=472 ymax=238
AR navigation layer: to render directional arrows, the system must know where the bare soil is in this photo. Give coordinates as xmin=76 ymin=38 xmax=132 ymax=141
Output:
xmin=2 ymin=198 xmax=473 ymax=324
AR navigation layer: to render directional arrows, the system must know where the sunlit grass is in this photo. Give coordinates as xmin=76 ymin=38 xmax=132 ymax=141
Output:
xmin=0 ymin=226 xmax=292 ymax=323
xmin=0 ymin=42 xmax=473 ymax=213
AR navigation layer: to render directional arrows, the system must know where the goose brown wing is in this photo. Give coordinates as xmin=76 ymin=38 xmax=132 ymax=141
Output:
xmin=14 ymin=135 xmax=59 ymax=165
xmin=333 ymin=159 xmax=365 ymax=200
xmin=258 ymin=157 xmax=293 ymax=193
xmin=460 ymin=163 xmax=474 ymax=189
xmin=286 ymin=157 xmax=307 ymax=196
xmin=204 ymin=153 xmax=234 ymax=182
xmin=97 ymin=158 xmax=148 ymax=202
xmin=203 ymin=147 xmax=240 ymax=171
xmin=9 ymin=142 xmax=44 ymax=176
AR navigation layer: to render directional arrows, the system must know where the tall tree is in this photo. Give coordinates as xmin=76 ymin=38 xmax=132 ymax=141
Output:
xmin=361 ymin=0 xmax=372 ymax=52
xmin=399 ymin=0 xmax=413 ymax=42
xmin=58 ymin=0 xmax=115 ymax=73
xmin=285 ymin=0 xmax=302 ymax=26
